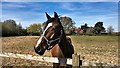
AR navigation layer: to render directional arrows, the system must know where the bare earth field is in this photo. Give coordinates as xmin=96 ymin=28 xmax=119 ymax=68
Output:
xmin=1 ymin=36 xmax=119 ymax=66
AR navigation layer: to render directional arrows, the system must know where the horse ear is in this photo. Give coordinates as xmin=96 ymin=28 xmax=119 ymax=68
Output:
xmin=54 ymin=12 xmax=59 ymax=19
xmin=45 ymin=12 xmax=51 ymax=20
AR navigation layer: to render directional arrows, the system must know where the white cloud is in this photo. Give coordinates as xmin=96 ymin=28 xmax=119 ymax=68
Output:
xmin=2 ymin=0 xmax=119 ymax=2
xmin=2 ymin=14 xmax=45 ymax=28
xmin=60 ymin=3 xmax=92 ymax=11
xmin=3 ymin=3 xmax=26 ymax=8
xmin=60 ymin=3 xmax=76 ymax=11
xmin=1 ymin=2 xmax=118 ymax=31
xmin=1 ymin=9 xmax=45 ymax=28
xmin=2 ymin=2 xmax=34 ymax=8
xmin=61 ymin=12 xmax=118 ymax=32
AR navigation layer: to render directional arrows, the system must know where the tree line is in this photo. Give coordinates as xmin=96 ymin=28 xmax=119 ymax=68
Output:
xmin=0 ymin=16 xmax=116 ymax=37
xmin=1 ymin=20 xmax=27 ymax=37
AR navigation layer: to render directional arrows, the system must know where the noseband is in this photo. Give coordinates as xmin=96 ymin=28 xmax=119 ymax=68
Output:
xmin=41 ymin=30 xmax=63 ymax=50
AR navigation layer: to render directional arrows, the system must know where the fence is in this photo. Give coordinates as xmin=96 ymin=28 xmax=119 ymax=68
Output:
xmin=0 ymin=52 xmax=82 ymax=67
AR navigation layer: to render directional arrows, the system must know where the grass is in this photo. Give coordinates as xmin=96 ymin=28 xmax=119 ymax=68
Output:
xmin=70 ymin=36 xmax=118 ymax=65
xmin=1 ymin=36 xmax=119 ymax=66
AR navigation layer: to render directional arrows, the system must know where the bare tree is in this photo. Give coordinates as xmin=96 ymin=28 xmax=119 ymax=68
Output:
xmin=107 ymin=26 xmax=114 ymax=34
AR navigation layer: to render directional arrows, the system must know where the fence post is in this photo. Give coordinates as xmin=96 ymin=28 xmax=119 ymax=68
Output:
xmin=72 ymin=53 xmax=80 ymax=68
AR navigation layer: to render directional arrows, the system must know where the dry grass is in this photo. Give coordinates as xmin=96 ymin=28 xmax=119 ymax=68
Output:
xmin=70 ymin=36 xmax=118 ymax=65
xmin=1 ymin=36 xmax=119 ymax=66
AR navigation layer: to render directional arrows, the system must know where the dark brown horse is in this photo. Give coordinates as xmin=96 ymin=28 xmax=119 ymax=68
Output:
xmin=34 ymin=12 xmax=74 ymax=68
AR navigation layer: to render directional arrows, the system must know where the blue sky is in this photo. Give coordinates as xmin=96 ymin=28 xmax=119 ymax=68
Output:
xmin=1 ymin=2 xmax=118 ymax=32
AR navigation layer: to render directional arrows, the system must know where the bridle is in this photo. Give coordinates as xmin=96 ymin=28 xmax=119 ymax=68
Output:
xmin=41 ymin=30 xmax=63 ymax=50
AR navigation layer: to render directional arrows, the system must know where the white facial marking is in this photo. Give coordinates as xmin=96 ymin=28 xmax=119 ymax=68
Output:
xmin=50 ymin=33 xmax=55 ymax=39
xmin=35 ymin=23 xmax=53 ymax=48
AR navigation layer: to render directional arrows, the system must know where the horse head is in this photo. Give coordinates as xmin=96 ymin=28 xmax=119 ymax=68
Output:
xmin=34 ymin=12 xmax=63 ymax=55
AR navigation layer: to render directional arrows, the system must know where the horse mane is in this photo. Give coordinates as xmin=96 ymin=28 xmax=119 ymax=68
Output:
xmin=57 ymin=18 xmax=74 ymax=58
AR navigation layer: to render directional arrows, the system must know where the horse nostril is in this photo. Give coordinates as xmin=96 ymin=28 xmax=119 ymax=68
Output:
xmin=34 ymin=45 xmax=45 ymax=55
xmin=34 ymin=46 xmax=41 ymax=53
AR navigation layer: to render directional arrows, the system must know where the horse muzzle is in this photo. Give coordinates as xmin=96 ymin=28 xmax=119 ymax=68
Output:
xmin=34 ymin=46 xmax=45 ymax=55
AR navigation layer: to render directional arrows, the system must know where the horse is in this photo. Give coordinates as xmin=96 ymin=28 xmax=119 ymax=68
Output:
xmin=34 ymin=12 xmax=74 ymax=68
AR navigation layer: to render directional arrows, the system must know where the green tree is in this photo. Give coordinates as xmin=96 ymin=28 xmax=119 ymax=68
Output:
xmin=16 ymin=23 xmax=27 ymax=36
xmin=2 ymin=19 xmax=18 ymax=36
xmin=17 ymin=23 xmax=23 ymax=35
xmin=2 ymin=19 xmax=27 ymax=36
xmin=27 ymin=23 xmax=42 ymax=35
xmin=94 ymin=22 xmax=105 ymax=35
xmin=21 ymin=29 xmax=28 ymax=36
xmin=60 ymin=16 xmax=75 ymax=35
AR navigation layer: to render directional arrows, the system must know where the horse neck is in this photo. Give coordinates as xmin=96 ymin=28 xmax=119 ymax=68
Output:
xmin=59 ymin=29 xmax=73 ymax=58
xmin=61 ymin=28 xmax=67 ymax=40
xmin=59 ymin=28 xmax=69 ymax=46
xmin=58 ymin=23 xmax=71 ymax=48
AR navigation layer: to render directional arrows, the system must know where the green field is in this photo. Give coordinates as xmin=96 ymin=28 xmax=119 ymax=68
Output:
xmin=2 ymin=36 xmax=119 ymax=66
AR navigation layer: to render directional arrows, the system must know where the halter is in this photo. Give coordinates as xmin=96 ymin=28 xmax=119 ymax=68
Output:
xmin=41 ymin=30 xmax=63 ymax=50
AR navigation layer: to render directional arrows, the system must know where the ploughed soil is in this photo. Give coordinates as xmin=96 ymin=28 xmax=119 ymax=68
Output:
xmin=1 ymin=36 xmax=119 ymax=66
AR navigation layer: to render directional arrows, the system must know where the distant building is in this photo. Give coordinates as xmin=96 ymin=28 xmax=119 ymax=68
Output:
xmin=81 ymin=23 xmax=89 ymax=33
xmin=72 ymin=27 xmax=84 ymax=35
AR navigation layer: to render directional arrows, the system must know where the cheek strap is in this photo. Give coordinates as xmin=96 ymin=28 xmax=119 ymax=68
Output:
xmin=41 ymin=30 xmax=63 ymax=50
